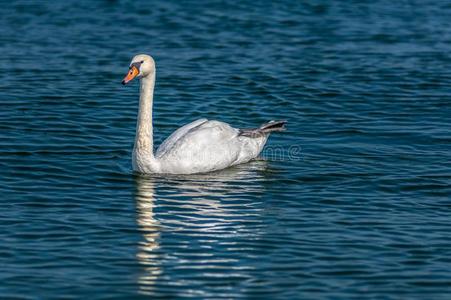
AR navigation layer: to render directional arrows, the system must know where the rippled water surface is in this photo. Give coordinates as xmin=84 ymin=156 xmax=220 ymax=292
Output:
xmin=1 ymin=1 xmax=451 ymax=299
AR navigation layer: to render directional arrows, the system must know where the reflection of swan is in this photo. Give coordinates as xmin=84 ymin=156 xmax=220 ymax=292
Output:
xmin=134 ymin=161 xmax=268 ymax=295
xmin=122 ymin=54 xmax=286 ymax=175
xmin=134 ymin=176 xmax=161 ymax=295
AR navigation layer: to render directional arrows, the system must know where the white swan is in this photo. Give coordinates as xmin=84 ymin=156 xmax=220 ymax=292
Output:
xmin=122 ymin=54 xmax=286 ymax=174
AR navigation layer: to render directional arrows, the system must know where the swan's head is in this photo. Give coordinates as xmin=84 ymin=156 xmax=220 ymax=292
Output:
xmin=122 ymin=54 xmax=155 ymax=85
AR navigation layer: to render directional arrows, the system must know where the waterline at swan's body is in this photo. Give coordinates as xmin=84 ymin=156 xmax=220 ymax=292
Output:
xmin=122 ymin=54 xmax=286 ymax=175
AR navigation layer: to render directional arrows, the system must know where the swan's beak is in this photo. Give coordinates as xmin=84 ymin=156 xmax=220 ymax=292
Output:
xmin=122 ymin=65 xmax=139 ymax=85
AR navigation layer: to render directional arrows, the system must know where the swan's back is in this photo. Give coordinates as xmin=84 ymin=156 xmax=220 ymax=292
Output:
xmin=156 ymin=118 xmax=208 ymax=158
xmin=156 ymin=120 xmax=244 ymax=173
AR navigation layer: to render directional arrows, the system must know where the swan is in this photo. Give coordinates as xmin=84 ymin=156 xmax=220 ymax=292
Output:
xmin=122 ymin=54 xmax=286 ymax=174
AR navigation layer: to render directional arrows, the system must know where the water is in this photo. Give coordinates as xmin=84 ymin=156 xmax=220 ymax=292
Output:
xmin=1 ymin=0 xmax=451 ymax=299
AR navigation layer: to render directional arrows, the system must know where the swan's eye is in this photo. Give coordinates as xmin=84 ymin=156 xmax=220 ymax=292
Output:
xmin=140 ymin=60 xmax=144 ymax=63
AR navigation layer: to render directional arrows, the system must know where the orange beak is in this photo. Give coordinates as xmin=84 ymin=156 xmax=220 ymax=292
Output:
xmin=122 ymin=65 xmax=139 ymax=85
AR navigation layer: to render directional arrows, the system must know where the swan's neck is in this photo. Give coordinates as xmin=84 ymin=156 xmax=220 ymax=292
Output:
xmin=134 ymin=73 xmax=155 ymax=157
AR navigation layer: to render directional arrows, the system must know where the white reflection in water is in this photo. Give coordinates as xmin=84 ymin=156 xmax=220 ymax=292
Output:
xmin=134 ymin=175 xmax=161 ymax=295
xmin=134 ymin=161 xmax=268 ymax=295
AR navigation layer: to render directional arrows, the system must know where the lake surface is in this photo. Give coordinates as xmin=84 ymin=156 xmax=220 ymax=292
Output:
xmin=1 ymin=0 xmax=451 ymax=299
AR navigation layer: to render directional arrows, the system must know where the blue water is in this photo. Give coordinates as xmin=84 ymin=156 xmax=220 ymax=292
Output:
xmin=1 ymin=1 xmax=451 ymax=299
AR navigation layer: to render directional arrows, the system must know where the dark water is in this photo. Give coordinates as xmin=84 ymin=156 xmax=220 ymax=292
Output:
xmin=1 ymin=0 xmax=451 ymax=299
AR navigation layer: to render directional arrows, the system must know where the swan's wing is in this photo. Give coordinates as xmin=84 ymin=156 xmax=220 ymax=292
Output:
xmin=175 ymin=120 xmax=240 ymax=148
xmin=156 ymin=118 xmax=208 ymax=158
xmin=159 ymin=120 xmax=240 ymax=161
xmin=156 ymin=120 xmax=268 ymax=174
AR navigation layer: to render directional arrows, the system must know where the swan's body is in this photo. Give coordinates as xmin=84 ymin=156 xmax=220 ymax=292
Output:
xmin=135 ymin=118 xmax=269 ymax=174
xmin=122 ymin=54 xmax=286 ymax=174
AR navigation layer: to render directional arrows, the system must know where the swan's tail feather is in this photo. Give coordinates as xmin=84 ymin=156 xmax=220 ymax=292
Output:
xmin=239 ymin=120 xmax=287 ymax=138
